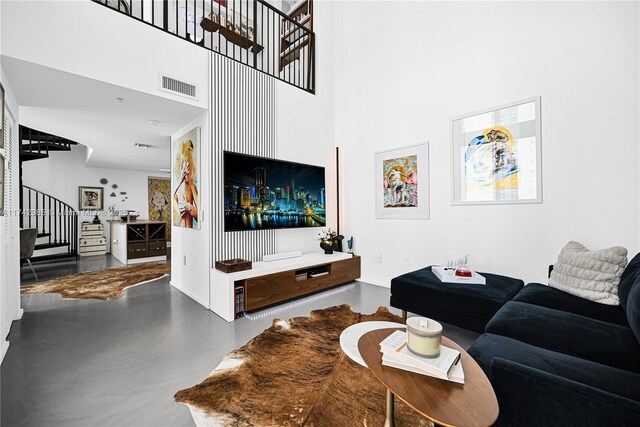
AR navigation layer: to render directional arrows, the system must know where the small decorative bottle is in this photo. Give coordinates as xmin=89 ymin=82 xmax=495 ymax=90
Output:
xmin=455 ymin=255 xmax=472 ymax=278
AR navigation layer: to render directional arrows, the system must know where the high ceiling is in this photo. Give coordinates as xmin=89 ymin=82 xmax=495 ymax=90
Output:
xmin=2 ymin=56 xmax=206 ymax=171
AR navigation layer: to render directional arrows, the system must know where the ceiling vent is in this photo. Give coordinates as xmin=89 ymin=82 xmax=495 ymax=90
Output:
xmin=159 ymin=74 xmax=199 ymax=101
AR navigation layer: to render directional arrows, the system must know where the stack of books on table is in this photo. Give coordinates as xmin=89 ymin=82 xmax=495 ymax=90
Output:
xmin=379 ymin=330 xmax=465 ymax=384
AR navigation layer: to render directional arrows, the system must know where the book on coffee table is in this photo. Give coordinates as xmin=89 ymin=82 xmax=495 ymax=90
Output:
xmin=379 ymin=330 xmax=463 ymax=383
xmin=382 ymin=352 xmax=465 ymax=384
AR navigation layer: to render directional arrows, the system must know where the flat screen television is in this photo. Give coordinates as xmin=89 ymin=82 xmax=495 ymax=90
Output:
xmin=224 ymin=151 xmax=326 ymax=231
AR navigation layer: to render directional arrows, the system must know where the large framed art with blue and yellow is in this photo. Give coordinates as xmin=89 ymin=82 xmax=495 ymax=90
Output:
xmin=451 ymin=97 xmax=542 ymax=205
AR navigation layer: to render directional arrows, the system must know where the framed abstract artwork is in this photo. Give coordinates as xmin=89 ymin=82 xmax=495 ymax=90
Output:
xmin=78 ymin=186 xmax=104 ymax=211
xmin=172 ymin=127 xmax=200 ymax=230
xmin=451 ymin=97 xmax=542 ymax=205
xmin=375 ymin=142 xmax=430 ymax=219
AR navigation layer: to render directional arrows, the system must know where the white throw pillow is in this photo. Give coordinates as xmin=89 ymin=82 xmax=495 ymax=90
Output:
xmin=549 ymin=241 xmax=628 ymax=305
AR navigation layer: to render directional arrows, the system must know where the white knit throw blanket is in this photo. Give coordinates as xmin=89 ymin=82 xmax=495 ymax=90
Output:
xmin=549 ymin=241 xmax=628 ymax=306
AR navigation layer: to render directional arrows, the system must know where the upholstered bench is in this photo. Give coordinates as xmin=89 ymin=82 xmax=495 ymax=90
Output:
xmin=390 ymin=266 xmax=524 ymax=333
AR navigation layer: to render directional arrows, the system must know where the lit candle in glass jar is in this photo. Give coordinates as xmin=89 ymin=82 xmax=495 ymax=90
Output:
xmin=406 ymin=317 xmax=442 ymax=358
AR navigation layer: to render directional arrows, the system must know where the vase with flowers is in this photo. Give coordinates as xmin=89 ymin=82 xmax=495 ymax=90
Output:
xmin=318 ymin=228 xmax=344 ymax=255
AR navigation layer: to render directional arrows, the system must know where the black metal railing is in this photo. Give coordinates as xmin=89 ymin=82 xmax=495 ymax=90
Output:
xmin=92 ymin=0 xmax=315 ymax=94
xmin=19 ymin=125 xmax=77 ymax=157
xmin=22 ymin=186 xmax=79 ymax=259
xmin=19 ymin=126 xmax=48 ymax=158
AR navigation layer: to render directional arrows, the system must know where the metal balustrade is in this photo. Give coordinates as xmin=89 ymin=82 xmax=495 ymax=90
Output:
xmin=92 ymin=0 xmax=315 ymax=94
xmin=22 ymin=186 xmax=79 ymax=261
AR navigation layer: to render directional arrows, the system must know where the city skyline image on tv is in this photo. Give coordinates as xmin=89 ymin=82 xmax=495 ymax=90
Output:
xmin=223 ymin=151 xmax=326 ymax=231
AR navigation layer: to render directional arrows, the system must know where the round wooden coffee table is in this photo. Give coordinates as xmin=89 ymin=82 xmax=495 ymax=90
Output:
xmin=358 ymin=328 xmax=498 ymax=427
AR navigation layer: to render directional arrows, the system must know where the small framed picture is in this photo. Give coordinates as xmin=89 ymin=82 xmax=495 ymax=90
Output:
xmin=375 ymin=142 xmax=430 ymax=219
xmin=79 ymin=186 xmax=104 ymax=211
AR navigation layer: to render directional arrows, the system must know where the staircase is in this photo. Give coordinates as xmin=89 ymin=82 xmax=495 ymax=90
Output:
xmin=19 ymin=125 xmax=78 ymax=160
xmin=19 ymin=126 xmax=79 ymax=262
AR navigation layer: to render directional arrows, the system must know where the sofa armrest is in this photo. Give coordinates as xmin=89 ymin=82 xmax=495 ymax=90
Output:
xmin=490 ymin=357 xmax=640 ymax=426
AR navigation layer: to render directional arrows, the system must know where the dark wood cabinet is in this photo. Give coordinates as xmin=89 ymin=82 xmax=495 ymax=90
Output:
xmin=126 ymin=222 xmax=167 ymax=260
xmin=244 ymin=256 xmax=360 ymax=312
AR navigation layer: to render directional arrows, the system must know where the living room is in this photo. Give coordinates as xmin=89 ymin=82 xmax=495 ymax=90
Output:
xmin=1 ymin=1 xmax=638 ymax=426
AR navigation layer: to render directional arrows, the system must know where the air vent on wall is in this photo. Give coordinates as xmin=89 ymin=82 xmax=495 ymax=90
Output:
xmin=159 ymin=74 xmax=199 ymax=101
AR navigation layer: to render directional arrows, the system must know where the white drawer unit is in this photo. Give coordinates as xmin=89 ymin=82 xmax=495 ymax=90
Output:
xmin=79 ymin=223 xmax=107 ymax=256
xmin=81 ymin=230 xmax=104 ymax=237
xmin=81 ymin=224 xmax=104 ymax=232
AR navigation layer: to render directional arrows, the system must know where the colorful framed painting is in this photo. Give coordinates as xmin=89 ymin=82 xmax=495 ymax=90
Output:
xmin=78 ymin=186 xmax=104 ymax=211
xmin=375 ymin=142 xmax=429 ymax=219
xmin=148 ymin=176 xmax=171 ymax=240
xmin=451 ymin=97 xmax=542 ymax=205
xmin=172 ymin=127 xmax=201 ymax=230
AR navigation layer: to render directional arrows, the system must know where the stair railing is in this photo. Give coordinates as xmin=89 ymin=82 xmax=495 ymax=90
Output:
xmin=91 ymin=0 xmax=315 ymax=93
xmin=22 ymin=186 xmax=78 ymax=258
xmin=19 ymin=125 xmax=49 ymax=158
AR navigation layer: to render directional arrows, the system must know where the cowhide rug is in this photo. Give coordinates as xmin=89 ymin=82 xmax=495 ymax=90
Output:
xmin=175 ymin=304 xmax=434 ymax=427
xmin=21 ymin=262 xmax=170 ymax=300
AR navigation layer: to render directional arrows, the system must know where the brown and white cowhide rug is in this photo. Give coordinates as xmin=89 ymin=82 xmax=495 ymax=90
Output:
xmin=21 ymin=262 xmax=170 ymax=300
xmin=175 ymin=304 xmax=433 ymax=427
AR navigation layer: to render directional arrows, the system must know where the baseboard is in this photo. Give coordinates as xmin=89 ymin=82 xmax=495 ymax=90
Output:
xmin=359 ymin=277 xmax=390 ymax=288
xmin=170 ymin=280 xmax=209 ymax=309
xmin=1 ymin=340 xmax=9 ymax=365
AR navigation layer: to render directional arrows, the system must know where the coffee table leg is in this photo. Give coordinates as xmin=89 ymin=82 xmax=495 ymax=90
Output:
xmin=384 ymin=388 xmax=395 ymax=427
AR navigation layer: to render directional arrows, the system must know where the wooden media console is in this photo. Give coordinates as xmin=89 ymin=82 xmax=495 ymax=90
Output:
xmin=210 ymin=252 xmax=361 ymax=321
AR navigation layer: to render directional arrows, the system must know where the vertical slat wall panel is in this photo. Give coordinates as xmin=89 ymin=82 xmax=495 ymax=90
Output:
xmin=2 ymin=116 xmax=10 ymax=301
xmin=212 ymin=54 xmax=277 ymax=262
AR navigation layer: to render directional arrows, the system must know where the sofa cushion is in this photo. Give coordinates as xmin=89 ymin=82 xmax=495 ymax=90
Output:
xmin=513 ymin=283 xmax=628 ymax=326
xmin=619 ymin=252 xmax=640 ymax=310
xmin=549 ymin=241 xmax=627 ymax=305
xmin=468 ymin=333 xmax=640 ymax=403
xmin=485 ymin=301 xmax=640 ymax=373
xmin=390 ymin=266 xmax=523 ymax=333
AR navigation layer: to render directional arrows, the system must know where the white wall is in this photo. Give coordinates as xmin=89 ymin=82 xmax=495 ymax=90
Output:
xmin=0 ymin=0 xmax=209 ymax=110
xmin=21 ymin=144 xmax=169 ymax=252
xmin=276 ymin=0 xmax=337 ymax=255
xmin=335 ymin=1 xmax=640 ymax=286
xmin=1 ymin=64 xmax=22 ymax=363
xmin=170 ymin=112 xmax=211 ymax=308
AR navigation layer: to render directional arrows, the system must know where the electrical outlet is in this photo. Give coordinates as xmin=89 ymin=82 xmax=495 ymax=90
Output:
xmin=401 ymin=256 xmax=409 ymax=265
xmin=376 ymin=253 xmax=383 ymax=263
xmin=183 ymin=255 xmax=187 ymax=266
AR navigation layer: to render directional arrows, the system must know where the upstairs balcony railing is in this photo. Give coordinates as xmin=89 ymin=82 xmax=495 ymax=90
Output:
xmin=93 ymin=0 xmax=315 ymax=94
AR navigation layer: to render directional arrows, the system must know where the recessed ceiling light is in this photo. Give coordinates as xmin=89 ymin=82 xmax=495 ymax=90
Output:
xmin=133 ymin=143 xmax=153 ymax=148
xmin=150 ymin=120 xmax=160 ymax=126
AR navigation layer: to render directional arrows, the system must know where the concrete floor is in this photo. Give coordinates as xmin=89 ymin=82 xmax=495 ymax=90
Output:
xmin=3 ymin=255 xmax=479 ymax=427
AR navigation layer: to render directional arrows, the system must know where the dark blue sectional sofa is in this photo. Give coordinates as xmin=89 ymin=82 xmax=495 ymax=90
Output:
xmin=468 ymin=253 xmax=640 ymax=426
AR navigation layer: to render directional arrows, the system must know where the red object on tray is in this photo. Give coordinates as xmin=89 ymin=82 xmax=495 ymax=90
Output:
xmin=455 ymin=269 xmax=473 ymax=278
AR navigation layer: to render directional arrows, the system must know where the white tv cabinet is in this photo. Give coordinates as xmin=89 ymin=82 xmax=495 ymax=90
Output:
xmin=210 ymin=252 xmax=361 ymax=322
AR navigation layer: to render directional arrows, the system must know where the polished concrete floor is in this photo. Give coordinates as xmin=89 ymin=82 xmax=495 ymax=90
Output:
xmin=3 ymin=255 xmax=479 ymax=427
